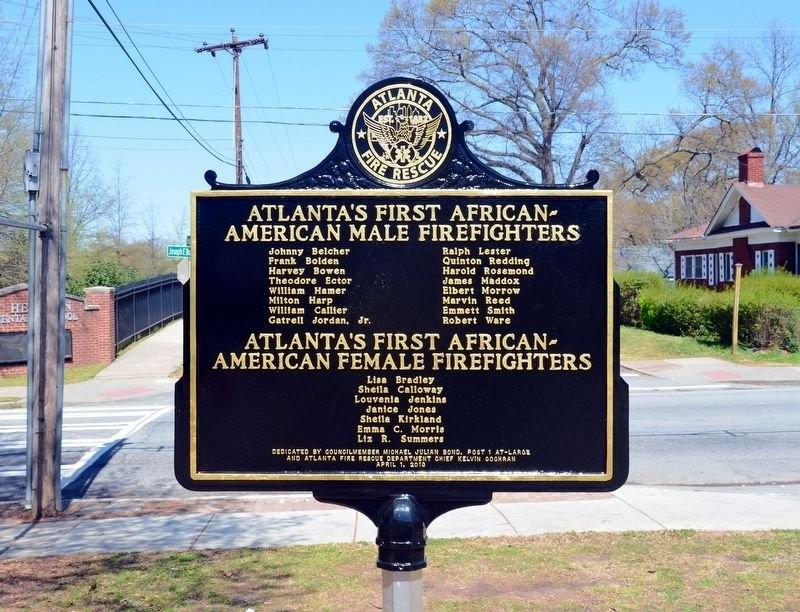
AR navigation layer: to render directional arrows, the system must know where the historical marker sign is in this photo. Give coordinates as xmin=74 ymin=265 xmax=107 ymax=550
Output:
xmin=175 ymin=77 xmax=627 ymax=497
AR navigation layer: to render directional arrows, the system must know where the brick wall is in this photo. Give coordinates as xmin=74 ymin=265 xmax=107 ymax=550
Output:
xmin=0 ymin=284 xmax=116 ymax=377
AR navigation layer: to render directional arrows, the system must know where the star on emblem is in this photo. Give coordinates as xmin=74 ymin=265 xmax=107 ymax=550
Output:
xmin=437 ymin=128 xmax=447 ymax=139
xmin=356 ymin=128 xmax=367 ymax=139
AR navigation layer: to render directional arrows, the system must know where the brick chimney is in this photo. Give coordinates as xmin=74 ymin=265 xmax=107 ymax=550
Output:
xmin=738 ymin=147 xmax=764 ymax=186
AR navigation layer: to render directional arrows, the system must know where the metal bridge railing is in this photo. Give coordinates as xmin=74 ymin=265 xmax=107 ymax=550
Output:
xmin=115 ymin=274 xmax=182 ymax=354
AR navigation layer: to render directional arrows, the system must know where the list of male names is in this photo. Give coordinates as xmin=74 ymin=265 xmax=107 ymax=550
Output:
xmin=265 ymin=245 xmax=533 ymax=327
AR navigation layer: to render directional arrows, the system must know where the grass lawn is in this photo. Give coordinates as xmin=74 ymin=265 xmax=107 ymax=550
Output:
xmin=0 ymin=531 xmax=798 ymax=610
xmin=0 ymin=363 xmax=106 ymax=388
xmin=621 ymin=326 xmax=800 ymax=365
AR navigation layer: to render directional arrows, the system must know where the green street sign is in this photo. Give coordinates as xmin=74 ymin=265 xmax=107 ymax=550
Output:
xmin=167 ymin=244 xmax=191 ymax=258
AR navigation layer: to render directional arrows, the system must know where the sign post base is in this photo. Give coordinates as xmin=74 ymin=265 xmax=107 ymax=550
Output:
xmin=382 ymin=569 xmax=423 ymax=612
xmin=376 ymin=495 xmax=426 ymax=612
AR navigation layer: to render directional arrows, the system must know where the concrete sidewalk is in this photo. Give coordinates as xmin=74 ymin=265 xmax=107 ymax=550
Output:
xmin=1 ymin=485 xmax=799 ymax=559
xmin=1 ymin=320 xmax=183 ymax=404
xmin=2 ymin=321 xmax=799 ymax=559
xmin=625 ymin=357 xmax=800 ymax=387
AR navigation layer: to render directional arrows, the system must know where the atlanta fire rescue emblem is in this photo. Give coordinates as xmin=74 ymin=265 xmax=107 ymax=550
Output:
xmin=350 ymin=80 xmax=453 ymax=187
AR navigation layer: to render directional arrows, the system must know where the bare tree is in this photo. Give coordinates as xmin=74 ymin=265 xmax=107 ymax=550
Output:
xmin=140 ymin=199 xmax=165 ymax=275
xmin=68 ymin=134 xmax=112 ymax=246
xmin=0 ymin=108 xmax=30 ymax=285
xmin=169 ymin=207 xmax=188 ymax=246
xmin=613 ymin=24 xmax=800 ymax=245
xmin=0 ymin=16 xmax=33 ymax=286
xmin=104 ymin=161 xmax=135 ymax=265
xmin=366 ymin=0 xmax=689 ymax=184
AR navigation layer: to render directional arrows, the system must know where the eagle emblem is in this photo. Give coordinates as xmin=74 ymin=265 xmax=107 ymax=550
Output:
xmin=362 ymin=108 xmax=443 ymax=168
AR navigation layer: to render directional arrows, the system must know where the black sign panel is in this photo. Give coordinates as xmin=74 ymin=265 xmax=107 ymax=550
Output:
xmin=178 ymin=188 xmax=625 ymax=491
xmin=0 ymin=330 xmax=73 ymax=364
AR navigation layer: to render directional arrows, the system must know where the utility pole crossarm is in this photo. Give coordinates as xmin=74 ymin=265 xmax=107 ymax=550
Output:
xmin=195 ymin=34 xmax=268 ymax=55
xmin=196 ymin=29 xmax=268 ymax=185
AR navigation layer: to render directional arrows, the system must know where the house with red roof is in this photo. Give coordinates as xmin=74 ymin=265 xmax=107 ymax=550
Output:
xmin=667 ymin=147 xmax=800 ymax=287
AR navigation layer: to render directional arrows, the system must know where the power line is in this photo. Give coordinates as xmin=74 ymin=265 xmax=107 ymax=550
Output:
xmin=70 ymin=17 xmax=800 ymax=35
xmin=79 ymin=134 xmax=231 ymax=142
xmin=99 ymin=0 xmax=218 ymax=157
xmin=70 ymin=110 xmax=800 ymax=121
xmin=9 ymin=95 xmax=796 ymax=121
xmin=3 ymin=95 xmax=348 ymax=112
xmin=84 ymin=0 xmax=237 ymax=167
xmin=5 ymin=99 xmax=799 ymax=126
xmin=72 ymin=100 xmax=349 ymax=112
xmin=0 ymin=106 xmax=335 ymax=125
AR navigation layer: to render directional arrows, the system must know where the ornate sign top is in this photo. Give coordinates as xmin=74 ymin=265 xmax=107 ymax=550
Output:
xmin=348 ymin=80 xmax=454 ymax=187
xmin=202 ymin=76 xmax=599 ymax=192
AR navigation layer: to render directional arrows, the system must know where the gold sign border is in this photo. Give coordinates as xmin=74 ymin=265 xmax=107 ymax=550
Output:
xmin=189 ymin=189 xmax=616 ymax=484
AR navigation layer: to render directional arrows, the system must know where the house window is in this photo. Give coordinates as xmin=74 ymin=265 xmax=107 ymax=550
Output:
xmin=718 ymin=252 xmax=734 ymax=282
xmin=681 ymin=254 xmax=707 ymax=279
xmin=708 ymin=254 xmax=716 ymax=286
xmin=754 ymin=249 xmax=775 ymax=272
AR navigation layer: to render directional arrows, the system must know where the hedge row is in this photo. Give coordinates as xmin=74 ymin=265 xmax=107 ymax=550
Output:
xmin=616 ymin=270 xmax=800 ymax=352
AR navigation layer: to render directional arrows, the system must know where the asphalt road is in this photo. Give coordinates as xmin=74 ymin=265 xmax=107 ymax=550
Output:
xmin=2 ymin=384 xmax=798 ymax=504
xmin=67 ymin=384 xmax=800 ymax=502
xmin=628 ymin=386 xmax=800 ymax=487
xmin=0 ymin=392 xmax=173 ymax=503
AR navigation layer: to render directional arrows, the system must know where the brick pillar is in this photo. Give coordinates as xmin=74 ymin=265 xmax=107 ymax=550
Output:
xmin=732 ymin=237 xmax=752 ymax=274
xmin=738 ymin=147 xmax=764 ymax=186
xmin=83 ymin=286 xmax=116 ymax=365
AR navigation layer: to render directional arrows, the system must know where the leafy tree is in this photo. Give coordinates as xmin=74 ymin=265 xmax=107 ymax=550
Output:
xmin=366 ymin=0 xmax=689 ymax=184
xmin=67 ymin=259 xmax=139 ymax=295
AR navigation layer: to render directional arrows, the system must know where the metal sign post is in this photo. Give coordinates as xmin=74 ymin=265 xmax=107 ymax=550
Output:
xmin=377 ymin=495 xmax=426 ymax=611
xmin=383 ymin=571 xmax=423 ymax=612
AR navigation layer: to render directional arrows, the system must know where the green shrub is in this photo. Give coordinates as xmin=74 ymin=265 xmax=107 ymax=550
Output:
xmin=66 ymin=260 xmax=140 ymax=296
xmin=633 ymin=270 xmax=800 ymax=352
xmin=639 ymin=283 xmax=706 ymax=338
xmin=701 ymin=293 xmax=734 ymax=345
xmin=742 ymin=269 xmax=800 ymax=300
xmin=738 ymin=276 xmax=800 ymax=352
xmin=615 ymin=271 xmax=666 ymax=327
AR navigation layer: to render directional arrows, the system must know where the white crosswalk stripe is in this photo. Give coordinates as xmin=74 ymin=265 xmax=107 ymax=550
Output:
xmin=0 ymin=403 xmax=173 ymax=482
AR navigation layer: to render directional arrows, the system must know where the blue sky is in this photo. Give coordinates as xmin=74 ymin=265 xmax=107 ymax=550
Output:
xmin=2 ymin=0 xmax=800 ymax=242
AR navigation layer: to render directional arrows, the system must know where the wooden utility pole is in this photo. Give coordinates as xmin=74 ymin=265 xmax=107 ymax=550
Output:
xmin=29 ymin=0 xmax=73 ymax=518
xmin=196 ymin=30 xmax=268 ymax=184
xmin=732 ymin=263 xmax=743 ymax=354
